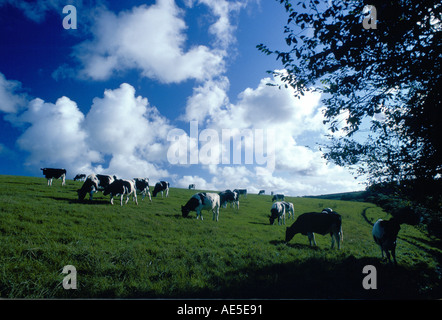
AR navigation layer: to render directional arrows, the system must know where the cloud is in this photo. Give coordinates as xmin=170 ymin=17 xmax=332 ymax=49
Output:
xmin=0 ymin=72 xmax=27 ymax=113
xmin=72 ymin=0 xmax=228 ymax=83
xmin=16 ymin=96 xmax=100 ymax=173
xmin=7 ymin=82 xmax=173 ymax=179
xmin=177 ymin=70 xmax=363 ymax=195
xmin=84 ymin=83 xmax=173 ymax=178
xmin=189 ymin=0 xmax=246 ymax=48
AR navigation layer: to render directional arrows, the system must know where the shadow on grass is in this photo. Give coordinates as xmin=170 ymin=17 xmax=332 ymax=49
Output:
xmin=180 ymin=255 xmax=441 ymax=300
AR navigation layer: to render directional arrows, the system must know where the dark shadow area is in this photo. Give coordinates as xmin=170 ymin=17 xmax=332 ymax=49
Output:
xmin=361 ymin=207 xmax=375 ymax=226
xmin=169 ymin=255 xmax=441 ymax=299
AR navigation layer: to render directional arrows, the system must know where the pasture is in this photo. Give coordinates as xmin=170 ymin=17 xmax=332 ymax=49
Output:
xmin=0 ymin=175 xmax=441 ymax=299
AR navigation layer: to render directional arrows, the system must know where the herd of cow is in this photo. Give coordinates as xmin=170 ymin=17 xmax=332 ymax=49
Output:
xmin=41 ymin=168 xmax=402 ymax=265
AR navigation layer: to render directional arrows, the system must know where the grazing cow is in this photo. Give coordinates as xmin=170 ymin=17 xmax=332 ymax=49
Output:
xmin=188 ymin=184 xmax=195 ymax=190
xmin=219 ymin=190 xmax=239 ymax=209
xmin=233 ymin=189 xmax=247 ymax=199
xmin=41 ymin=168 xmax=66 ymax=186
xmin=181 ymin=192 xmax=220 ymax=221
xmin=77 ymin=174 xmax=115 ymax=201
xmin=272 ymin=194 xmax=284 ymax=202
xmin=281 ymin=201 xmax=295 ymax=220
xmin=285 ymin=212 xmax=343 ymax=249
xmin=73 ymin=174 xmax=86 ymax=181
xmin=269 ymin=201 xmax=286 ymax=225
xmin=96 ymin=174 xmax=116 ymax=189
xmin=258 ymin=190 xmax=265 ymax=195
xmin=103 ymin=179 xmax=138 ymax=206
xmin=152 ymin=181 xmax=169 ymax=198
xmin=134 ymin=178 xmax=152 ymax=202
xmin=372 ymin=218 xmax=401 ymax=265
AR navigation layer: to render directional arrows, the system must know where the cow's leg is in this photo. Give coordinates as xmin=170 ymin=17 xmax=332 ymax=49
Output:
xmin=331 ymin=233 xmax=336 ymax=249
xmin=133 ymin=192 xmax=138 ymax=205
xmin=385 ymin=248 xmax=391 ymax=264
xmin=166 ymin=188 xmax=169 ymax=198
xmin=213 ymin=207 xmax=219 ymax=221
xmin=391 ymin=247 xmax=397 ymax=266
xmin=110 ymin=195 xmax=114 ymax=205
xmin=147 ymin=190 xmax=152 ymax=202
xmin=307 ymin=232 xmax=316 ymax=246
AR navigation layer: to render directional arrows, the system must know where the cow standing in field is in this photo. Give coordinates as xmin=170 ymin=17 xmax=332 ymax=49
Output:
xmin=134 ymin=178 xmax=152 ymax=202
xmin=281 ymin=201 xmax=295 ymax=220
xmin=152 ymin=181 xmax=169 ymax=198
xmin=233 ymin=189 xmax=247 ymax=199
xmin=41 ymin=168 xmax=66 ymax=186
xmin=181 ymin=192 xmax=220 ymax=221
xmin=372 ymin=218 xmax=401 ymax=265
xmin=285 ymin=212 xmax=343 ymax=249
xmin=77 ymin=174 xmax=115 ymax=201
xmin=270 ymin=201 xmax=286 ymax=225
xmin=103 ymin=179 xmax=138 ymax=206
xmin=219 ymin=190 xmax=239 ymax=210
xmin=272 ymin=194 xmax=284 ymax=202
xmin=73 ymin=174 xmax=86 ymax=181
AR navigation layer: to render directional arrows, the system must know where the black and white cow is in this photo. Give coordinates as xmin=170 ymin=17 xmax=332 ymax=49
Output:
xmin=281 ymin=201 xmax=295 ymax=220
xmin=258 ymin=190 xmax=265 ymax=195
xmin=269 ymin=201 xmax=286 ymax=225
xmin=41 ymin=168 xmax=66 ymax=186
xmin=285 ymin=212 xmax=343 ymax=249
xmin=77 ymin=174 xmax=115 ymax=201
xmin=272 ymin=194 xmax=285 ymax=202
xmin=73 ymin=174 xmax=86 ymax=181
xmin=103 ymin=179 xmax=138 ymax=206
xmin=152 ymin=181 xmax=169 ymax=198
xmin=372 ymin=218 xmax=401 ymax=265
xmin=233 ymin=189 xmax=247 ymax=199
xmin=218 ymin=190 xmax=239 ymax=210
xmin=96 ymin=174 xmax=116 ymax=189
xmin=188 ymin=184 xmax=195 ymax=190
xmin=181 ymin=192 xmax=220 ymax=221
xmin=134 ymin=178 xmax=152 ymax=202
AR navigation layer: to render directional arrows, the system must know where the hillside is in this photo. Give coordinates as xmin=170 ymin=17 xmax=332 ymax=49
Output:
xmin=0 ymin=175 xmax=441 ymax=299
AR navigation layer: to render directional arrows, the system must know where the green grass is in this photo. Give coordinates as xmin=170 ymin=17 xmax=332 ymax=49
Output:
xmin=0 ymin=175 xmax=441 ymax=299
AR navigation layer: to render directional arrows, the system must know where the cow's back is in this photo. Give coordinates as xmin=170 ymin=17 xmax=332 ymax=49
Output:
xmin=297 ymin=212 xmax=341 ymax=235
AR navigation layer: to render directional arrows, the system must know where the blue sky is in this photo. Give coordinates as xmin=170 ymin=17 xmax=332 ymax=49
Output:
xmin=0 ymin=0 xmax=365 ymax=196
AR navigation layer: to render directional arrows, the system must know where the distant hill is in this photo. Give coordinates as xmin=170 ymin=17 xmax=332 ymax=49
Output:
xmin=305 ymin=190 xmax=368 ymax=202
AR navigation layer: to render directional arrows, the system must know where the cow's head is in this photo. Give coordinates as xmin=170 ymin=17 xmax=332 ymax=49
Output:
xmin=181 ymin=205 xmax=190 ymax=218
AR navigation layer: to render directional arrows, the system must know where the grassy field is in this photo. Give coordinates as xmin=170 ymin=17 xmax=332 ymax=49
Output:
xmin=0 ymin=174 xmax=441 ymax=299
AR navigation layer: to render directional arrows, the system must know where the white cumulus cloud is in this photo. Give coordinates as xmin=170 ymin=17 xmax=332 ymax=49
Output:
xmin=73 ymin=0 xmax=227 ymax=83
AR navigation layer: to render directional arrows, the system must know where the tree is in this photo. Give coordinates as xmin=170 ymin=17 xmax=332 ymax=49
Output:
xmin=257 ymin=0 xmax=441 ymax=226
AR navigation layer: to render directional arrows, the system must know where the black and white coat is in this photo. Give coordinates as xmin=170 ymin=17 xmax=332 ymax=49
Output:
xmin=181 ymin=192 xmax=220 ymax=221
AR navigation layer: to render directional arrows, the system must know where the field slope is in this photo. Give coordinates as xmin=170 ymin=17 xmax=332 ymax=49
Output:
xmin=0 ymin=175 xmax=441 ymax=299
